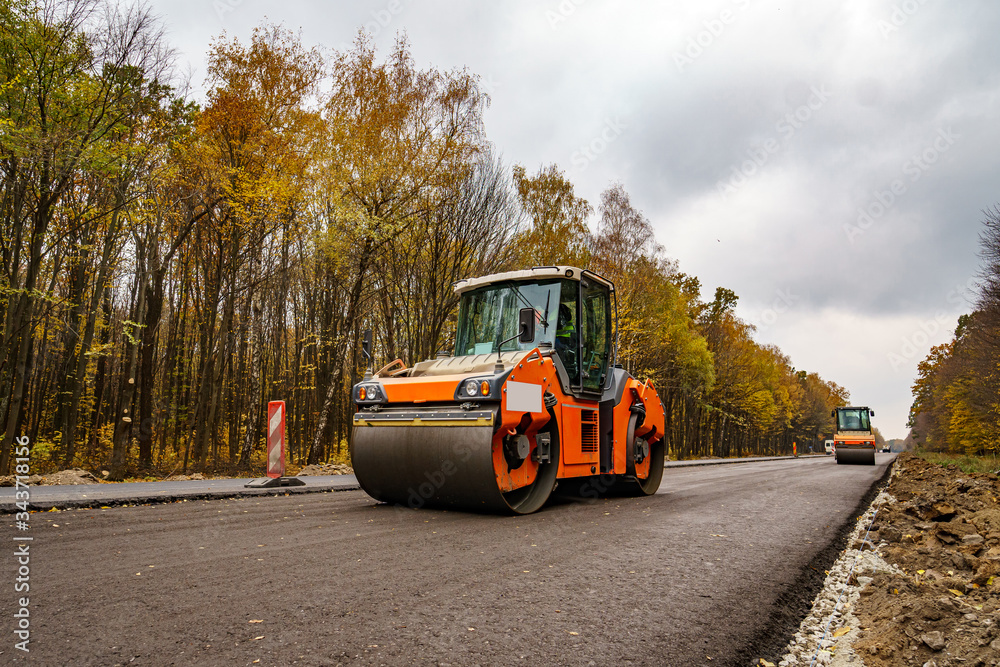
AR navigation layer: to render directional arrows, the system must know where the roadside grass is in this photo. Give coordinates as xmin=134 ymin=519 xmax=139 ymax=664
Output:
xmin=914 ymin=450 xmax=1000 ymax=475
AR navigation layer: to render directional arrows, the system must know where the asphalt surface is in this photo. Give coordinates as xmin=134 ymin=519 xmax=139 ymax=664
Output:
xmin=0 ymin=456 xmax=818 ymax=512
xmin=1 ymin=454 xmax=893 ymax=666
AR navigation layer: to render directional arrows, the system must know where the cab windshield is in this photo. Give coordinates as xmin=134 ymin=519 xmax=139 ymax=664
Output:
xmin=455 ymin=281 xmax=561 ymax=356
xmin=836 ymin=408 xmax=871 ymax=432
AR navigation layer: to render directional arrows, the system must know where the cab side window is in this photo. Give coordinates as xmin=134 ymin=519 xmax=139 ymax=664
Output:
xmin=580 ymin=281 xmax=610 ymax=391
xmin=555 ymin=281 xmax=579 ymax=382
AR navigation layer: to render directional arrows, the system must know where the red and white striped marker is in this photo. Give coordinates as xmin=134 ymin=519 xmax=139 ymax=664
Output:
xmin=266 ymin=401 xmax=286 ymax=479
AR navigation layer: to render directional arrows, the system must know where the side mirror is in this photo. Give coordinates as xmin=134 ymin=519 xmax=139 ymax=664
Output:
xmin=518 ymin=307 xmax=535 ymax=343
xmin=831 ymin=409 xmax=836 ymax=418
xmin=362 ymin=329 xmax=373 ymax=362
xmin=869 ymin=409 xmax=875 ymax=417
xmin=362 ymin=329 xmax=373 ymax=381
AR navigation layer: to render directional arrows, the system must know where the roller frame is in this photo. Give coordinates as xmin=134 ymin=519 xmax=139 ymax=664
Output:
xmin=350 ymin=347 xmax=667 ymax=514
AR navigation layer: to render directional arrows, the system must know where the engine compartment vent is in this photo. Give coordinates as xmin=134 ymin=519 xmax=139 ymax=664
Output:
xmin=581 ymin=410 xmax=599 ymax=453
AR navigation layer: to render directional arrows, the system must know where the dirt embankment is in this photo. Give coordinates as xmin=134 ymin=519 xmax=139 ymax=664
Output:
xmin=0 ymin=468 xmax=101 ymax=486
xmin=852 ymin=453 xmax=1000 ymax=666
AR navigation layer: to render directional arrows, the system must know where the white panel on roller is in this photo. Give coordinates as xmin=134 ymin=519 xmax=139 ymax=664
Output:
xmin=506 ymin=381 xmax=542 ymax=413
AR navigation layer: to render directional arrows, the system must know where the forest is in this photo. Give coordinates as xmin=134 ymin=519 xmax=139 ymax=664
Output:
xmin=1 ymin=0 xmax=851 ymax=478
xmin=908 ymin=208 xmax=1000 ymax=457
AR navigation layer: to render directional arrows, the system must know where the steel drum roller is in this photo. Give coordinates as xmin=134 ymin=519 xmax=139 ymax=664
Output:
xmin=836 ymin=447 xmax=876 ymax=465
xmin=351 ymin=419 xmax=560 ymax=513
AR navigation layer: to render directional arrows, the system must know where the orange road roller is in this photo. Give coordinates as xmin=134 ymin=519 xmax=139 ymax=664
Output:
xmin=350 ymin=266 xmax=667 ymax=514
xmin=832 ymin=406 xmax=877 ymax=465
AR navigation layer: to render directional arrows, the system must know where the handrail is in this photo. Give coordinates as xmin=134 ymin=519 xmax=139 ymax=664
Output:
xmin=374 ymin=359 xmax=406 ymax=378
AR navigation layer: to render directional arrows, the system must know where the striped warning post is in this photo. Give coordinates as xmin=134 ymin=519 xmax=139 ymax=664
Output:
xmin=244 ymin=400 xmax=304 ymax=489
xmin=267 ymin=401 xmax=286 ymax=479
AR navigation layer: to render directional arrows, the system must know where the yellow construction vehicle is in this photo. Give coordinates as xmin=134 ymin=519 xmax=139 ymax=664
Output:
xmin=831 ymin=406 xmax=876 ymax=465
xmin=350 ymin=266 xmax=667 ymax=514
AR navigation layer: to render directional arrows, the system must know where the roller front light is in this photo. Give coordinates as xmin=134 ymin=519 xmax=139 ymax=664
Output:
xmin=355 ymin=383 xmax=385 ymax=404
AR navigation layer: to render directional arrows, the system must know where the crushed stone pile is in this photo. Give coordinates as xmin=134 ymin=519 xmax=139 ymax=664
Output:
xmin=0 ymin=468 xmax=100 ymax=486
xmin=296 ymin=463 xmax=353 ymax=476
xmin=163 ymin=473 xmax=207 ymax=481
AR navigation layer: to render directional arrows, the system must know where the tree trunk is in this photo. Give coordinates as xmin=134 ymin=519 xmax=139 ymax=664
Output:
xmin=63 ymin=210 xmax=123 ymax=464
xmin=109 ymin=273 xmax=147 ymax=481
xmin=136 ymin=274 xmax=163 ymax=468
xmin=0 ymin=199 xmax=51 ymax=473
xmin=308 ymin=251 xmax=370 ymax=464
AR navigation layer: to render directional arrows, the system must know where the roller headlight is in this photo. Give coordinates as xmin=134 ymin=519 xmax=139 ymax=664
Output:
xmin=455 ymin=376 xmax=495 ymax=400
xmin=355 ymin=383 xmax=384 ymax=403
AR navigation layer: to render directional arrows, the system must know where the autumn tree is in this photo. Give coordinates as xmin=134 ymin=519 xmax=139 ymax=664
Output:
xmin=692 ymin=289 xmax=809 ymax=456
xmin=175 ymin=24 xmax=323 ymax=473
xmin=307 ymin=32 xmax=489 ymax=463
xmin=0 ymin=0 xmax=173 ymax=472
xmin=378 ymin=148 xmax=521 ymax=365
xmin=792 ymin=370 xmax=849 ymax=445
xmin=907 ymin=207 xmax=1000 ymax=456
xmin=511 ymin=163 xmax=592 ymax=267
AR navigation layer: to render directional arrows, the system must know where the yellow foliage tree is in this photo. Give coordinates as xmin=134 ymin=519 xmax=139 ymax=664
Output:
xmin=510 ymin=163 xmax=592 ymax=267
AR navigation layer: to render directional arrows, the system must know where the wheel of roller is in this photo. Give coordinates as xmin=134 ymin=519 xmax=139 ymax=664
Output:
xmin=610 ymin=412 xmax=665 ymax=497
xmin=351 ymin=420 xmax=560 ymax=514
xmin=493 ymin=424 xmax=560 ymax=514
xmin=835 ymin=447 xmax=876 ymax=465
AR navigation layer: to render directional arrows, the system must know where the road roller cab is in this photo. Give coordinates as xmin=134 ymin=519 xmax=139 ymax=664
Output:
xmin=831 ymin=406 xmax=876 ymax=465
xmin=350 ymin=266 xmax=667 ymax=514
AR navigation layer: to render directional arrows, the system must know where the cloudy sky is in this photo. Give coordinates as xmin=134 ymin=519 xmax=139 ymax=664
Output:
xmin=146 ymin=0 xmax=1000 ymax=439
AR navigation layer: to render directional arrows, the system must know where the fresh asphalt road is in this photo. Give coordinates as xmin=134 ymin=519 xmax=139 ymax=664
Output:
xmin=1 ymin=454 xmax=893 ymax=666
xmin=0 ymin=456 xmax=813 ymax=511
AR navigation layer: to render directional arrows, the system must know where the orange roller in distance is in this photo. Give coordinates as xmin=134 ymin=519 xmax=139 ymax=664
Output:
xmin=832 ymin=406 xmax=877 ymax=465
